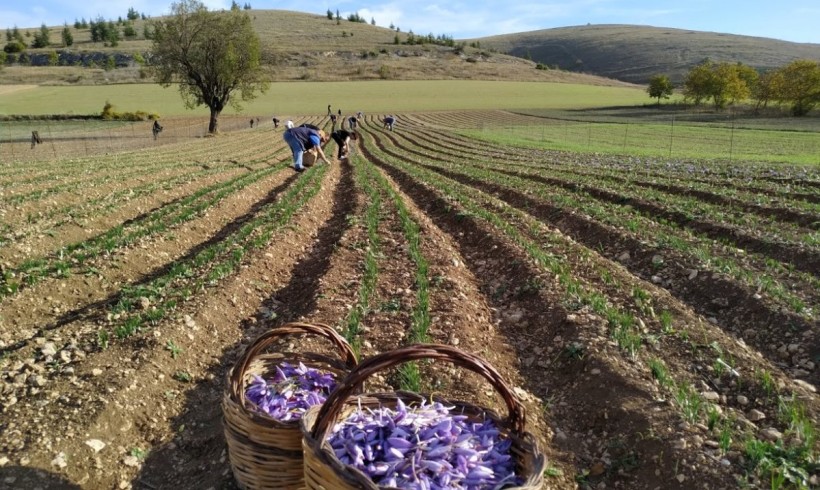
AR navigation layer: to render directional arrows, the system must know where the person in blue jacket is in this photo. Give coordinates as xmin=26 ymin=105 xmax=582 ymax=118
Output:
xmin=282 ymin=126 xmax=330 ymax=172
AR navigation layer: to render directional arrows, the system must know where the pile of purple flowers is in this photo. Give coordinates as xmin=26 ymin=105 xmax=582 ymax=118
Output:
xmin=245 ymin=361 xmax=337 ymax=422
xmin=327 ymin=399 xmax=523 ymax=489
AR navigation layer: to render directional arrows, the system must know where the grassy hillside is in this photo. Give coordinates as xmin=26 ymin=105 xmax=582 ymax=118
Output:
xmin=472 ymin=24 xmax=820 ymax=84
xmin=0 ymin=10 xmax=634 ymax=87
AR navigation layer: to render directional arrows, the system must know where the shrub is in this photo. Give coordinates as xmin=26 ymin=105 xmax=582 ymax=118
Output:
xmin=3 ymin=41 xmax=25 ymax=53
xmin=378 ymin=65 xmax=391 ymax=79
xmin=101 ymin=101 xmax=154 ymax=121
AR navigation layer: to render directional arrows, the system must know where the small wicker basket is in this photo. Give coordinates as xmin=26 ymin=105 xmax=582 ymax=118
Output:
xmin=300 ymin=344 xmax=545 ymax=489
xmin=223 ymin=322 xmax=358 ymax=489
xmin=303 ymin=149 xmax=318 ymax=167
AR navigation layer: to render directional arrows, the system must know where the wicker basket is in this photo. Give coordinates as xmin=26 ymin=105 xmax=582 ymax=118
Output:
xmin=303 ymin=149 xmax=318 ymax=167
xmin=300 ymin=344 xmax=545 ymax=489
xmin=223 ymin=322 xmax=358 ymax=489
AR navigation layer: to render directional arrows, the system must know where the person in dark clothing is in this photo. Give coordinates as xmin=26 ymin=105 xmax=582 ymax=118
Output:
xmin=250 ymin=118 xmax=254 ymax=128
xmin=282 ymin=126 xmax=330 ymax=172
xmin=327 ymin=104 xmax=332 ymax=115
xmin=272 ymin=117 xmax=280 ymax=128
xmin=299 ymin=123 xmax=321 ymax=131
xmin=383 ymin=115 xmax=395 ymax=131
xmin=330 ymin=129 xmax=358 ymax=160
xmin=152 ymin=120 xmax=163 ymax=140
xmin=346 ymin=115 xmax=358 ymax=130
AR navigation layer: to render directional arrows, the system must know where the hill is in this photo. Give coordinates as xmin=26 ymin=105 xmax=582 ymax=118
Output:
xmin=0 ymin=10 xmax=636 ymax=87
xmin=471 ymin=24 xmax=820 ymax=84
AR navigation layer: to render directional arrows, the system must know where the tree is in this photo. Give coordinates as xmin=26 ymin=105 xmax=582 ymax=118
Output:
xmin=62 ymin=25 xmax=73 ymax=47
xmin=715 ymin=62 xmax=752 ymax=107
xmin=127 ymin=7 xmax=140 ymax=20
xmin=371 ymin=17 xmax=376 ymax=26
xmin=753 ymin=69 xmax=783 ymax=112
xmin=647 ymin=74 xmax=674 ymax=105
xmin=776 ymin=59 xmax=820 ymax=116
xmin=326 ymin=9 xmax=333 ymax=20
xmin=123 ymin=23 xmax=137 ymax=39
xmin=106 ymin=22 xmax=121 ymax=47
xmin=683 ymin=61 xmax=715 ymax=106
xmin=683 ymin=61 xmax=755 ymax=109
xmin=31 ymin=24 xmax=50 ymax=48
xmin=149 ymin=0 xmax=268 ymax=133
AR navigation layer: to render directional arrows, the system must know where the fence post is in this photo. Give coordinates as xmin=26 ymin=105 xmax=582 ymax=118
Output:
xmin=47 ymin=119 xmax=57 ymax=159
xmin=7 ymin=123 xmax=14 ymax=161
xmin=83 ymin=119 xmax=89 ymax=157
xmin=623 ymin=123 xmax=629 ymax=152
xmin=729 ymin=119 xmax=735 ymax=162
xmin=669 ymin=117 xmax=675 ymax=158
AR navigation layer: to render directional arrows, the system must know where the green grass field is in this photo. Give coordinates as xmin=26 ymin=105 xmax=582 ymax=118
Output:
xmin=0 ymin=81 xmax=647 ymax=116
xmin=465 ymin=121 xmax=820 ymax=165
xmin=2 ymin=80 xmax=816 ymax=165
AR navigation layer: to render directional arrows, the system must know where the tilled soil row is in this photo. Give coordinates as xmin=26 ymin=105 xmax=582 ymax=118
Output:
xmin=0 ymin=132 xmax=289 ymax=229
xmin=390 ymin=123 xmax=820 ymax=296
xmin=384 ymin=122 xmax=818 ymax=291
xmin=361 ymin=126 xmax=751 ymax=489
xmin=366 ymin=123 xmax=820 ymax=488
xmin=398 ymin=122 xmax=819 ymax=250
xmin=0 ymin=165 xmax=299 ymax=359
xmin=377 ymin=126 xmax=818 ymax=383
xmin=403 ymin=126 xmax=819 ymax=228
xmin=0 ymin=165 xmax=261 ymax=266
xmin=402 ymin=112 xmax=820 ymax=197
xmin=0 ymin=158 xmax=336 ymax=488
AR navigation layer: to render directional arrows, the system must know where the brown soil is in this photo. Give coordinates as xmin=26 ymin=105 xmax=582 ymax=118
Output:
xmin=0 ymin=112 xmax=817 ymax=490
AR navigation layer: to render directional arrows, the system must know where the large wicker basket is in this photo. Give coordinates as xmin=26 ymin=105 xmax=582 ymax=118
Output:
xmin=223 ymin=322 xmax=358 ymax=489
xmin=300 ymin=344 xmax=545 ymax=489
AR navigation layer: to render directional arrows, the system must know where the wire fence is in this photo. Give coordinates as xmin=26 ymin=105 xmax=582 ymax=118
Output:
xmin=479 ymin=118 xmax=820 ymax=164
xmin=0 ymin=115 xmax=279 ymax=164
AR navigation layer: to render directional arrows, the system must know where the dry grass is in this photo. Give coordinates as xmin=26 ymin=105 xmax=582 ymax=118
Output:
xmin=5 ymin=10 xmax=637 ymax=87
xmin=473 ymin=24 xmax=820 ymax=84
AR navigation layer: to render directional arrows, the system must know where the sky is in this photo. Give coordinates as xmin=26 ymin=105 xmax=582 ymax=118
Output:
xmin=2 ymin=0 xmax=820 ymax=44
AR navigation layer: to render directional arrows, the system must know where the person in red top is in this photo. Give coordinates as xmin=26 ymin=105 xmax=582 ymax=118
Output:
xmin=282 ymin=126 xmax=330 ymax=172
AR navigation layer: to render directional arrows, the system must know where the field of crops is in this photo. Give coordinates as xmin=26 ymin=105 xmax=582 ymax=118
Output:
xmin=0 ymin=110 xmax=817 ymax=489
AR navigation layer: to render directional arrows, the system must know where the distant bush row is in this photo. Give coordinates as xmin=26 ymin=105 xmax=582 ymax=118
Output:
xmin=101 ymin=101 xmax=159 ymax=121
xmin=0 ymin=50 xmax=145 ymax=69
xmin=649 ymin=59 xmax=820 ymax=116
xmin=0 ymin=102 xmax=158 ymax=122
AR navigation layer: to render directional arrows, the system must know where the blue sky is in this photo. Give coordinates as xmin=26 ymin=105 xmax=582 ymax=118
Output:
xmin=2 ymin=0 xmax=820 ymax=44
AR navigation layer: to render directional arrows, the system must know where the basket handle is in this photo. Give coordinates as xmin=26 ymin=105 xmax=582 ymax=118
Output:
xmin=230 ymin=322 xmax=358 ymax=408
xmin=310 ymin=344 xmax=526 ymax=440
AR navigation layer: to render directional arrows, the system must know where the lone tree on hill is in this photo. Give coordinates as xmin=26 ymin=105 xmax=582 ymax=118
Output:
xmin=647 ymin=74 xmax=674 ymax=105
xmin=149 ymin=0 xmax=268 ymax=133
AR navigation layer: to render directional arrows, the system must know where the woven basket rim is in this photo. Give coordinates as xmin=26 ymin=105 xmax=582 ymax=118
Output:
xmin=225 ymin=321 xmax=358 ymax=426
xmin=300 ymin=344 xmax=546 ymax=489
